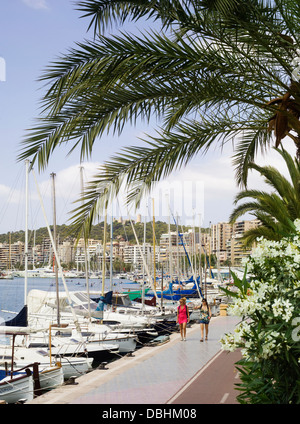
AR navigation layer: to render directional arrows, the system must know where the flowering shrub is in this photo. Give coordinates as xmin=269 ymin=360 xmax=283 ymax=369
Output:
xmin=220 ymin=219 xmax=300 ymax=404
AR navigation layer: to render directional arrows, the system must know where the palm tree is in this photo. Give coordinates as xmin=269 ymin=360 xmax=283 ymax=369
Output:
xmin=17 ymin=0 xmax=300 ymax=235
xmin=229 ymin=148 xmax=300 ymax=244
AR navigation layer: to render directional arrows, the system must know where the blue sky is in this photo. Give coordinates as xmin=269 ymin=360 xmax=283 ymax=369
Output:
xmin=0 ymin=0 xmax=294 ymax=235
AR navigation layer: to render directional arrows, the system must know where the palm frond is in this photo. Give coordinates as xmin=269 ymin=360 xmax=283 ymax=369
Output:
xmin=19 ymin=24 xmax=283 ymax=171
xmin=241 ymin=225 xmax=281 ymax=246
xmin=17 ymin=0 xmax=300 ymax=236
xmin=232 ymin=126 xmax=273 ymax=187
xmin=69 ymin=116 xmax=268 ymax=233
xmin=230 ymin=148 xmax=300 ymax=242
xmin=76 ymin=0 xmax=193 ymax=36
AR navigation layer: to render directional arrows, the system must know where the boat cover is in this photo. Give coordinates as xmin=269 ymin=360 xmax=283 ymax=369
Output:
xmin=5 ymin=306 xmax=28 ymax=327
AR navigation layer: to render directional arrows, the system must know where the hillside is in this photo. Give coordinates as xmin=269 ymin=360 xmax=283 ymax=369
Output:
xmin=0 ymin=220 xmax=208 ymax=246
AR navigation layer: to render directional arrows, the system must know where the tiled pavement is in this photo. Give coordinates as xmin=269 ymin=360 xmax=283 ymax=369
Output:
xmin=27 ymin=315 xmax=239 ymax=404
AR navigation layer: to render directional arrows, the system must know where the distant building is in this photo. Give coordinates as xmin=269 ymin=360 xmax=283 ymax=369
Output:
xmin=0 ymin=219 xmax=261 ymax=270
xmin=123 ymin=243 xmax=156 ymax=271
xmin=211 ymin=222 xmax=233 ymax=263
xmin=211 ymin=219 xmax=261 ymax=265
xmin=0 ymin=241 xmax=24 ymax=269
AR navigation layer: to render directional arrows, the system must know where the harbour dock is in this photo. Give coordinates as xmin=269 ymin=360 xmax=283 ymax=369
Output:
xmin=27 ymin=315 xmax=240 ymax=405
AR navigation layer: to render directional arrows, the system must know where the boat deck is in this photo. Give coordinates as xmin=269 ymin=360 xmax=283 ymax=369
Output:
xmin=27 ymin=315 xmax=240 ymax=405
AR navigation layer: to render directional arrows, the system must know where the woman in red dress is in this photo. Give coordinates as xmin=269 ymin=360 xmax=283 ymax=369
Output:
xmin=176 ymin=297 xmax=190 ymax=341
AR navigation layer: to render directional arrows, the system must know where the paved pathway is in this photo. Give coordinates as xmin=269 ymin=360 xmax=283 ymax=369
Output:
xmin=27 ymin=315 xmax=240 ymax=405
xmin=168 ymin=348 xmax=242 ymax=404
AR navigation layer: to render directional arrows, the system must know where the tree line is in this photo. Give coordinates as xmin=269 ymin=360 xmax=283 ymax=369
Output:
xmin=0 ymin=220 xmax=208 ymax=246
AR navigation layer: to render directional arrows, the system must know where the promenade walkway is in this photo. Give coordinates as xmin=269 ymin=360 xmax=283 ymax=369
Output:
xmin=27 ymin=315 xmax=240 ymax=405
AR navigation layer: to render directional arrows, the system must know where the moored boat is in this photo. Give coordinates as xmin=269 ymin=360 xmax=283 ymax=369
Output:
xmin=0 ymin=369 xmax=34 ymax=404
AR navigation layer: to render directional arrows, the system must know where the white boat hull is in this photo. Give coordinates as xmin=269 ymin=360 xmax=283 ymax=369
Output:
xmin=85 ymin=334 xmax=137 ymax=353
xmin=0 ymin=374 xmax=34 ymax=404
xmin=57 ymin=357 xmax=93 ymax=379
xmin=39 ymin=366 xmax=64 ymax=391
xmin=0 ymin=365 xmax=63 ymax=398
xmin=0 ymin=344 xmax=94 ymax=382
xmin=15 ymin=358 xmax=93 ymax=380
xmin=50 ymin=341 xmax=118 ymax=359
xmin=106 ymin=336 xmax=136 ymax=353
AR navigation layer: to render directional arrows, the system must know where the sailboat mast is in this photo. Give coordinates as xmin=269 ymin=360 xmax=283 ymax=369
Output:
xmin=176 ymin=213 xmax=179 ymax=279
xmin=51 ymin=172 xmax=60 ymax=326
xmin=198 ymin=214 xmax=203 ymax=292
xmin=24 ymin=160 xmax=29 ymax=305
xmin=8 ymin=232 xmax=11 ymax=273
xmin=152 ymin=198 xmax=156 ymax=291
xmin=109 ymin=212 xmax=113 ymax=292
xmin=167 ymin=195 xmax=173 ymax=285
xmin=102 ymin=202 xmax=108 ymax=296
xmin=129 ymin=215 xmax=160 ymax=307
xmin=172 ymin=210 xmax=202 ymax=298
xmin=142 ymin=212 xmax=146 ymax=311
xmin=33 ymin=230 xmax=36 ymax=270
xmin=32 ymin=169 xmax=83 ymax=338
xmin=80 ymin=166 xmax=91 ymax=319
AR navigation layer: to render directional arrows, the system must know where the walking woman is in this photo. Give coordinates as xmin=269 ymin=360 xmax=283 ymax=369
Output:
xmin=177 ymin=297 xmax=190 ymax=341
xmin=196 ymin=298 xmax=211 ymax=342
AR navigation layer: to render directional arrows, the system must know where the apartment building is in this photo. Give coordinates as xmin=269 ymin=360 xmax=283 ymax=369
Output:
xmin=229 ymin=219 xmax=261 ymax=265
xmin=74 ymin=238 xmax=103 ymax=269
xmin=160 ymin=229 xmax=211 ymax=254
xmin=57 ymin=240 xmax=74 ymax=265
xmin=211 ymin=219 xmax=261 ymax=265
xmin=123 ymin=243 xmax=156 ymax=271
xmin=160 ymin=229 xmax=213 ymax=278
xmin=0 ymin=219 xmax=261 ymax=270
xmin=0 ymin=241 xmax=25 ymax=269
xmin=211 ymin=222 xmax=233 ymax=262
xmin=160 ymin=231 xmax=179 ymax=263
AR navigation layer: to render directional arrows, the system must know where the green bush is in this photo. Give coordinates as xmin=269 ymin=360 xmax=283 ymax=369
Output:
xmin=220 ymin=220 xmax=300 ymax=404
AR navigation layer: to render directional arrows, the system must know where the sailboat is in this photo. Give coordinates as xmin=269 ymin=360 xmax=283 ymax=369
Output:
xmin=155 ymin=276 xmax=203 ymax=301
xmin=146 ymin=209 xmax=204 ymax=304
xmin=0 ymin=343 xmax=93 ymax=381
xmin=0 ymin=326 xmax=65 ymax=403
xmin=0 ymin=369 xmax=34 ymax=404
xmin=25 ymin=288 xmax=154 ymax=347
xmin=0 ymin=327 xmax=35 ymax=404
xmin=0 ymin=163 xmax=65 ymax=403
xmin=4 ymin=167 xmax=138 ymax=362
xmin=0 ymin=163 xmax=94 ymax=386
xmin=24 ymin=169 xmax=121 ymax=363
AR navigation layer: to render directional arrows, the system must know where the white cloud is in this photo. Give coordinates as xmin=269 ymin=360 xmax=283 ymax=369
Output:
xmin=0 ymin=184 xmax=23 ymax=205
xmin=35 ymin=162 xmax=206 ymax=226
xmin=164 ymin=161 xmax=237 ymax=226
xmin=37 ymin=156 xmax=236 ymax=227
xmin=22 ymin=0 xmax=48 ymax=10
xmin=34 ymin=162 xmax=101 ymax=224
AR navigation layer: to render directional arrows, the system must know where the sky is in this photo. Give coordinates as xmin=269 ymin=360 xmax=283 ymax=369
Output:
xmin=0 ymin=0 xmax=296 ymax=236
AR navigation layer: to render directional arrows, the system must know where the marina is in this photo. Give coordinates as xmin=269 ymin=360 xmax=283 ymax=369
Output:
xmin=1 ymin=0 xmax=298 ymax=408
xmin=0 ymin=160 xmax=241 ymax=404
xmin=0 ymin=274 xmax=234 ymax=404
xmin=26 ymin=315 xmax=240 ymax=405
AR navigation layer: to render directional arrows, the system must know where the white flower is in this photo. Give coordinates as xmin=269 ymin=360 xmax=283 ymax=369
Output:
xmin=220 ymin=221 xmax=300 ymax=363
xmin=220 ymin=334 xmax=236 ymax=352
xmin=281 ymin=299 xmax=294 ymax=322
xmin=272 ymin=298 xmax=283 ymax=317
